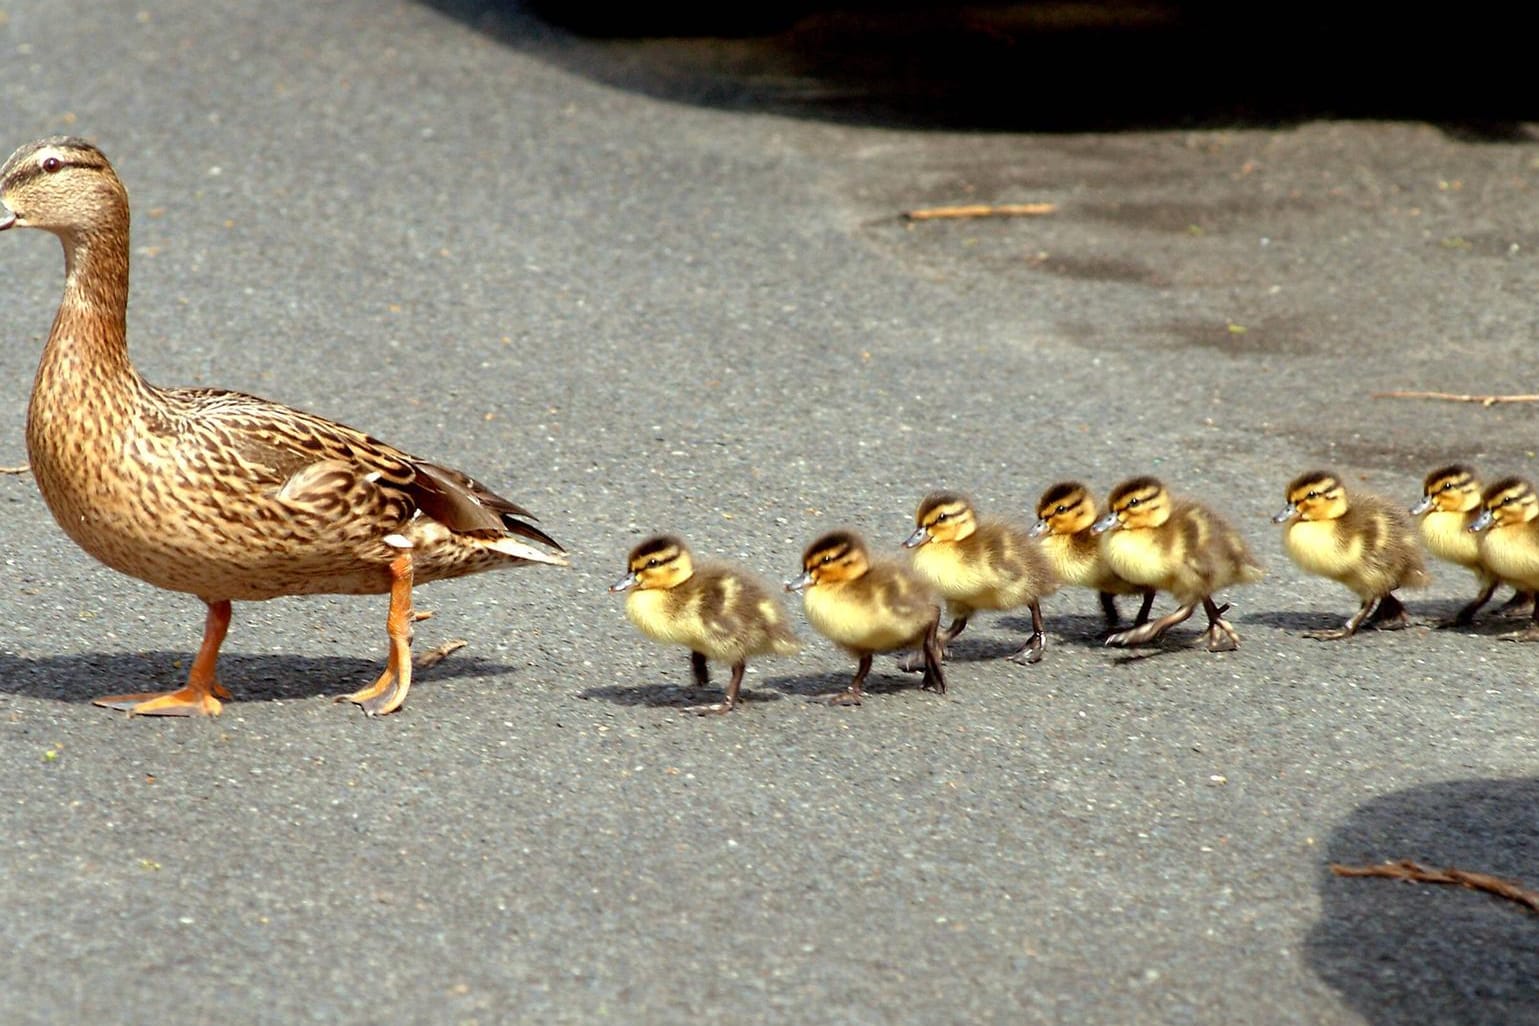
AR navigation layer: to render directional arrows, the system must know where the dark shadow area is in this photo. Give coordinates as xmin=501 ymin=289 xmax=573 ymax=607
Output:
xmin=577 ymin=680 xmax=785 ymax=707
xmin=0 ymin=649 xmax=517 ymax=705
xmin=766 ymin=667 xmax=939 ymax=699
xmin=421 ymin=0 xmax=1538 ymax=133
xmin=1307 ymin=778 xmax=1539 ymax=1026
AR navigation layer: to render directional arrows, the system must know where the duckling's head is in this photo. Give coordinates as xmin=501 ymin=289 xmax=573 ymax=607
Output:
xmin=1410 ymin=463 xmax=1481 ymax=516
xmin=610 ymin=534 xmax=695 ymax=593
xmin=1092 ymin=477 xmax=1171 ymax=534
xmin=903 ymin=492 xmax=977 ymax=548
xmin=0 ymin=137 xmax=127 ymax=240
xmin=787 ymin=530 xmax=870 ymax=592
xmin=1470 ymin=477 xmax=1538 ymax=533
xmin=1029 ymin=481 xmax=1095 ymax=539
xmin=1273 ymin=470 xmax=1348 ymax=525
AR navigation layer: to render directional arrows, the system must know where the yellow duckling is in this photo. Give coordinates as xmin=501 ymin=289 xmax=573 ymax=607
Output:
xmin=1091 ymin=477 xmax=1263 ymax=651
xmin=1469 ymin=477 xmax=1539 ymax=642
xmin=1273 ymin=470 xmax=1429 ymax=639
xmin=900 ymin=492 xmax=1059 ymax=664
xmin=786 ymin=530 xmax=944 ymax=705
xmin=610 ymin=535 xmax=798 ymax=715
xmin=1028 ymin=481 xmax=1154 ymax=630
xmin=0 ymin=137 xmax=566 ymax=717
xmin=1411 ymin=464 xmax=1533 ymax=624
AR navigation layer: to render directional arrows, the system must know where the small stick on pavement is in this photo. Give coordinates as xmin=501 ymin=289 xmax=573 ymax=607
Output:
xmin=1372 ymin=390 xmax=1539 ymax=407
xmin=1331 ymin=859 xmax=1539 ymax=913
xmin=1 ymin=465 xmax=29 ymax=475
xmin=414 ymin=638 xmax=467 ymax=670
xmin=902 ymin=202 xmax=1057 ymax=222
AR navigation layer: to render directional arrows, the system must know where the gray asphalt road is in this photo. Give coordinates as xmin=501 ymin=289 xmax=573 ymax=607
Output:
xmin=2 ymin=2 xmax=1537 ymax=1024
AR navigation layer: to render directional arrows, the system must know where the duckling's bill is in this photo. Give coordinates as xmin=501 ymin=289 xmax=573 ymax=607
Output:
xmin=609 ymin=570 xmax=639 ymax=593
xmin=1090 ymin=510 xmax=1120 ymax=534
xmin=903 ymin=526 xmax=931 ymax=549
xmin=1271 ymin=504 xmax=1301 ymax=524
xmin=0 ymin=207 xmax=15 ymax=231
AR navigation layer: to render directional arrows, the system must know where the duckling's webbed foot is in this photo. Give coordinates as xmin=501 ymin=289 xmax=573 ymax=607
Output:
xmin=899 ymin=615 xmax=966 ymax=672
xmin=819 ymin=653 xmax=870 ymax=706
xmin=684 ymin=661 xmax=743 ymax=715
xmin=1306 ymin=597 xmax=1373 ymax=641
xmin=1444 ymin=580 xmax=1499 ymax=627
xmin=1367 ymin=593 xmax=1412 ymax=631
xmin=1106 ymin=602 xmax=1194 ymax=648
xmin=1497 ymin=590 xmax=1537 ymax=619
xmin=1006 ymin=602 xmax=1047 ymax=664
xmin=1498 ymin=610 xmax=1539 ymax=643
xmin=1200 ymin=600 xmax=1239 ymax=652
xmin=339 ymin=554 xmax=415 ymax=716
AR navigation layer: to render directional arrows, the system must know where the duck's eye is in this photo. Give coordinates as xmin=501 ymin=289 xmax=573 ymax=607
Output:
xmin=41 ymin=155 xmax=62 ymax=174
xmin=1127 ymin=498 xmax=1140 ymax=508
xmin=645 ymin=558 xmax=660 ymax=568
xmin=1305 ymin=491 xmax=1318 ymax=500
xmin=1055 ymin=505 xmax=1068 ymax=514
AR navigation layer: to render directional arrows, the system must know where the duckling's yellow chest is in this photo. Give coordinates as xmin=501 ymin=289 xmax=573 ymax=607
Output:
xmin=625 ymin=588 xmax=705 ymax=648
xmin=1419 ymin=510 xmax=1482 ymax=570
xmin=802 ymin=582 xmax=926 ymax=653
xmin=1282 ymin=520 xmax=1361 ymax=582
xmin=1478 ymin=525 xmax=1539 ymax=589
xmin=1099 ymin=530 xmax=1175 ymax=589
xmin=910 ymin=543 xmax=996 ymax=600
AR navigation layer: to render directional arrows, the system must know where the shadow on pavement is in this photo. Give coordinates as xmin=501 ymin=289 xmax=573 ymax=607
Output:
xmin=0 ymin=649 xmax=517 ymax=704
xmin=1307 ymin=778 xmax=1539 ymax=1026
xmin=420 ymin=0 xmax=1538 ymax=133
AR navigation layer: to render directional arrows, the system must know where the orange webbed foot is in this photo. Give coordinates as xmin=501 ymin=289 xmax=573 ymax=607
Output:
xmin=94 ymin=686 xmax=224 ymax=717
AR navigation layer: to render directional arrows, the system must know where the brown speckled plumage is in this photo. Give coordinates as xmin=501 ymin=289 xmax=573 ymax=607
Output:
xmin=1 ymin=137 xmax=566 ymax=716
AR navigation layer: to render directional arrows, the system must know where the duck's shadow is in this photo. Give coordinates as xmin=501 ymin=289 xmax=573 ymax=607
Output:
xmin=578 ymin=680 xmax=785 ymax=708
xmin=0 ymin=648 xmax=516 ymax=705
xmin=1238 ymin=604 xmax=1531 ymax=639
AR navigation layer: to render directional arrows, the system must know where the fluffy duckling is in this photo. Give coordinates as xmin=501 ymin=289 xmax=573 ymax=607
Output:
xmin=1091 ymin=477 xmax=1263 ymax=651
xmin=1273 ymin=470 xmax=1429 ymax=639
xmin=1028 ymin=481 xmax=1154 ymax=630
xmin=901 ymin=492 xmax=1059 ymax=665
xmin=787 ymin=530 xmax=944 ymax=705
xmin=610 ymin=535 xmax=798 ymax=715
xmin=1469 ymin=477 xmax=1539 ymax=642
xmin=1411 ymin=464 xmax=1533 ymax=624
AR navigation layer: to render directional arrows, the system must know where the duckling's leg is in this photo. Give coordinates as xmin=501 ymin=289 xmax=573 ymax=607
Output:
xmin=919 ymin=615 xmax=948 ymax=694
xmin=1133 ymin=590 xmax=1156 ymax=627
xmin=1446 ymin=577 xmax=1500 ymax=627
xmin=1498 ymin=604 xmax=1539 ymax=642
xmin=1366 ymin=593 xmax=1411 ymax=631
xmin=690 ymin=651 xmax=711 ymax=688
xmin=339 ymin=553 xmax=415 ymax=716
xmin=1305 ymin=596 xmax=1375 ymax=640
xmin=1098 ymin=592 xmax=1121 ymax=628
xmin=94 ymin=600 xmax=233 ymax=716
xmin=1007 ymin=600 xmax=1046 ymax=664
xmin=1496 ymin=589 xmax=1536 ymax=619
xmin=1106 ymin=601 xmax=1194 ymax=647
xmin=1199 ymin=599 xmax=1240 ymax=652
xmin=686 ymin=660 xmax=743 ymax=716
xmin=823 ymin=654 xmax=871 ymax=706
xmin=899 ymin=615 xmax=967 ymax=671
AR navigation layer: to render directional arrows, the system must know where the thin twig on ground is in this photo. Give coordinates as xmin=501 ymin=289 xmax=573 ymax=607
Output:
xmin=1 ymin=465 xmax=29 ymax=475
xmin=1331 ymin=859 xmax=1539 ymax=913
xmin=902 ymin=202 xmax=1057 ymax=222
xmin=1372 ymin=390 xmax=1539 ymax=407
xmin=414 ymin=638 xmax=467 ymax=670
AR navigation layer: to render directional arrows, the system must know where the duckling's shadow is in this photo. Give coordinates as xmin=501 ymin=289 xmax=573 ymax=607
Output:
xmin=767 ymin=669 xmax=929 ymax=699
xmin=1001 ymin=613 xmax=1117 ymax=651
xmin=577 ymin=681 xmax=784 ymax=708
xmin=0 ymin=649 xmax=516 ymax=705
xmin=1239 ymin=607 xmax=1462 ymax=638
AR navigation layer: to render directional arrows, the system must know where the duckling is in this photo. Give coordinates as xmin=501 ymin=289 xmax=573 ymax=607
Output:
xmin=0 ymin=137 xmax=566 ymax=717
xmin=1469 ymin=477 xmax=1539 ymax=642
xmin=1411 ymin=464 xmax=1534 ymax=624
xmin=899 ymin=492 xmax=1059 ymax=665
xmin=786 ymin=530 xmax=944 ymax=705
xmin=609 ymin=535 xmax=798 ymax=715
xmin=1091 ymin=477 xmax=1263 ymax=651
xmin=1028 ymin=481 xmax=1155 ymax=630
xmin=1273 ymin=470 xmax=1429 ymax=639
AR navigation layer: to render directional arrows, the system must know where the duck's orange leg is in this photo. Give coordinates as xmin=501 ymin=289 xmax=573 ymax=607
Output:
xmin=94 ymin=600 xmax=233 ymax=716
xmin=339 ymin=553 xmax=415 ymax=716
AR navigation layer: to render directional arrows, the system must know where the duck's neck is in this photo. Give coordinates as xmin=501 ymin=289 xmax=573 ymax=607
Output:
xmin=35 ymin=223 xmax=143 ymax=397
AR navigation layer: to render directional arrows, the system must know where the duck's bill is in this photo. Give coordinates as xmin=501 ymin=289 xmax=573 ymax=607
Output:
xmin=609 ymin=571 xmax=639 ymax=594
xmin=1271 ymin=505 xmax=1301 ymax=524
xmin=1090 ymin=511 xmax=1120 ymax=535
xmin=785 ymin=570 xmax=814 ymax=593
xmin=1408 ymin=495 xmax=1434 ymax=516
xmin=1468 ymin=509 xmax=1495 ymax=532
xmin=1026 ymin=519 xmax=1050 ymax=539
xmin=0 ymin=208 xmax=16 ymax=231
xmin=901 ymin=526 xmax=930 ymax=549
